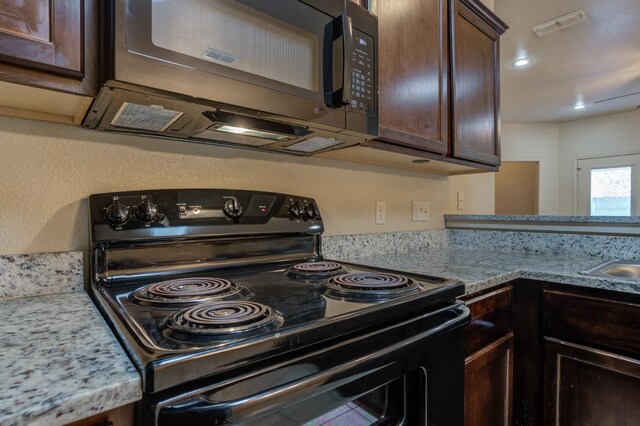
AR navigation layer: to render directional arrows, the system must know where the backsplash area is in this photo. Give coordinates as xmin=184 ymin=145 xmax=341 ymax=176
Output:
xmin=324 ymin=228 xmax=640 ymax=260
xmin=3 ymin=228 xmax=637 ymax=300
xmin=0 ymin=251 xmax=84 ymax=300
xmin=322 ymin=230 xmax=449 ymax=259
xmin=448 ymin=230 xmax=640 ymax=259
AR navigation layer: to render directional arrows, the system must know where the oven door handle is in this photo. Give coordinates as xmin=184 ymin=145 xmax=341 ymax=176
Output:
xmin=323 ymin=12 xmax=353 ymax=108
xmin=158 ymin=304 xmax=470 ymax=423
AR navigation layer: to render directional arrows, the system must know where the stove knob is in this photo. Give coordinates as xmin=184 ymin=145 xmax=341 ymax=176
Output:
xmin=105 ymin=196 xmax=130 ymax=225
xmin=289 ymin=201 xmax=303 ymax=219
xmin=223 ymin=197 xmax=243 ymax=219
xmin=136 ymin=196 xmax=159 ymax=223
xmin=304 ymin=202 xmax=319 ymax=220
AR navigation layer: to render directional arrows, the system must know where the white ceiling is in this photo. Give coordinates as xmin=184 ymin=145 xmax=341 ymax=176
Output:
xmin=495 ymin=0 xmax=640 ymax=123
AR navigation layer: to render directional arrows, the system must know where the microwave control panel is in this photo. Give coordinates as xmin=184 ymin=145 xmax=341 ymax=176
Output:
xmin=350 ymin=29 xmax=375 ymax=115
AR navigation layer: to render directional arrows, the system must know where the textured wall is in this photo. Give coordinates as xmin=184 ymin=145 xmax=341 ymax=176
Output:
xmin=0 ymin=116 xmax=497 ymax=255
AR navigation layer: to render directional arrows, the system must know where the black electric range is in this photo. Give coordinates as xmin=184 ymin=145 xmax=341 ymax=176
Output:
xmin=89 ymin=189 xmax=469 ymax=426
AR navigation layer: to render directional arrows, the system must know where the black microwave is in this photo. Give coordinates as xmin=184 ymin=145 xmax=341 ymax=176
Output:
xmin=84 ymin=0 xmax=378 ymax=156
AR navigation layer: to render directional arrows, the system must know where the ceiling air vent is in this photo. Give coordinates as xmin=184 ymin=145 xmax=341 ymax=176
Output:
xmin=533 ymin=10 xmax=587 ymax=37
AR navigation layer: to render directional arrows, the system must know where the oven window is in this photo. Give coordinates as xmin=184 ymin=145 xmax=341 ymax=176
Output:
xmin=150 ymin=0 xmax=320 ymax=91
xmin=302 ymin=381 xmax=400 ymax=425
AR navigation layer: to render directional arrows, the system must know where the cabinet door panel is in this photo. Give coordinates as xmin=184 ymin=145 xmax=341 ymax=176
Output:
xmin=378 ymin=0 xmax=448 ymax=154
xmin=543 ymin=289 xmax=640 ymax=356
xmin=0 ymin=0 xmax=83 ymax=77
xmin=451 ymin=0 xmax=502 ymax=166
xmin=464 ymin=285 xmax=512 ymax=356
xmin=0 ymin=0 xmax=51 ymax=42
xmin=544 ymin=337 xmax=640 ymax=426
xmin=465 ymin=334 xmax=513 ymax=426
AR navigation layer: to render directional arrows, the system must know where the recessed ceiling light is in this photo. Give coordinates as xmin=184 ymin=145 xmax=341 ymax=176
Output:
xmin=512 ymin=58 xmax=530 ymax=67
xmin=412 ymin=159 xmax=430 ymax=164
xmin=574 ymin=103 xmax=585 ymax=110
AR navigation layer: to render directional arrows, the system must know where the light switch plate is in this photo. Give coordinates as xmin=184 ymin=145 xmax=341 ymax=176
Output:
xmin=412 ymin=200 xmax=430 ymax=221
xmin=376 ymin=201 xmax=386 ymax=224
xmin=457 ymin=192 xmax=465 ymax=210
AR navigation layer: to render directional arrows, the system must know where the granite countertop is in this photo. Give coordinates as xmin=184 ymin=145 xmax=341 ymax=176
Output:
xmin=0 ymin=291 xmax=141 ymax=426
xmin=445 ymin=214 xmax=640 ymax=224
xmin=341 ymin=248 xmax=640 ymax=296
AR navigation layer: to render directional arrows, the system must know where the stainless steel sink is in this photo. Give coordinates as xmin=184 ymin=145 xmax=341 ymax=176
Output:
xmin=581 ymin=259 xmax=640 ymax=280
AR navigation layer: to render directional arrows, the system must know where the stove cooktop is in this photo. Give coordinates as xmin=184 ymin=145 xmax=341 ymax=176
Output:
xmin=88 ymin=189 xmax=464 ymax=394
xmin=94 ymin=259 xmax=463 ymax=392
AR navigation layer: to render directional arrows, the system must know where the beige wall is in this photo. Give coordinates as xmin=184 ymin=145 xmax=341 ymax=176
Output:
xmin=495 ymin=161 xmax=539 ymax=215
xmin=557 ymin=109 xmax=640 ymax=214
xmin=0 ymin=116 xmax=496 ymax=255
xmin=480 ymin=0 xmax=494 ymax=10
xmin=449 ymin=173 xmax=496 ymax=214
xmin=501 ymin=123 xmax=560 ymax=214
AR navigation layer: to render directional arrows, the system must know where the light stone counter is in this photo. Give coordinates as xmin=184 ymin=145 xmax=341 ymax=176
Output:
xmin=0 ymin=288 xmax=141 ymax=425
xmin=340 ymin=248 xmax=640 ymax=296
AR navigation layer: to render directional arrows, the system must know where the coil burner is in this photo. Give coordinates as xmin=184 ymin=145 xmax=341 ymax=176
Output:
xmin=323 ymin=272 xmax=420 ymax=300
xmin=168 ymin=301 xmax=281 ymax=335
xmin=132 ymin=277 xmax=246 ymax=305
xmin=285 ymin=261 xmax=348 ymax=281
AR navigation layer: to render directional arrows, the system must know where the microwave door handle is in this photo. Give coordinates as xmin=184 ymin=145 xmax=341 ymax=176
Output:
xmin=341 ymin=14 xmax=354 ymax=106
xmin=323 ymin=14 xmax=353 ymax=108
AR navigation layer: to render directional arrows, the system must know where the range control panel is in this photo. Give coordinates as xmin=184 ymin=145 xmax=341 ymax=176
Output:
xmin=350 ymin=29 xmax=375 ymax=115
xmin=89 ymin=189 xmax=323 ymax=243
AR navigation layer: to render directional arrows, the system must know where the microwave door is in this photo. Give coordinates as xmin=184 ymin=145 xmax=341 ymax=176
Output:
xmin=117 ymin=0 xmax=348 ymax=131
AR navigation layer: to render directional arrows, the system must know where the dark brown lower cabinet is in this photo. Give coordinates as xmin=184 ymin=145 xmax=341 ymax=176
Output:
xmin=465 ymin=333 xmax=513 ymax=426
xmin=463 ymin=285 xmax=513 ymax=426
xmin=65 ymin=403 xmax=134 ymax=426
xmin=543 ymin=337 xmax=640 ymax=426
xmin=464 ymin=280 xmax=640 ymax=426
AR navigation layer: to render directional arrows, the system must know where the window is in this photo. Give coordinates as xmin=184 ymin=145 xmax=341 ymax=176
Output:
xmin=589 ymin=166 xmax=632 ymax=216
xmin=577 ymin=154 xmax=640 ymax=216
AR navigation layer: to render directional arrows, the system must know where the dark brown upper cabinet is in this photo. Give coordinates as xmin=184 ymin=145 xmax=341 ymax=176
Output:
xmin=0 ymin=0 xmax=98 ymax=96
xmin=375 ymin=0 xmax=507 ymax=171
xmin=377 ymin=0 xmax=449 ymax=155
xmin=450 ymin=0 xmax=507 ymax=166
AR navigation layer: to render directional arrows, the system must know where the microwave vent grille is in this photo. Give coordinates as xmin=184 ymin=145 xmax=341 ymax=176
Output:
xmin=202 ymin=48 xmax=239 ymax=64
xmin=285 ymin=137 xmax=343 ymax=153
xmin=111 ymin=102 xmax=185 ymax=132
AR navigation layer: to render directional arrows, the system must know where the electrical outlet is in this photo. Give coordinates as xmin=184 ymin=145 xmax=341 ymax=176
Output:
xmin=412 ymin=200 xmax=430 ymax=221
xmin=375 ymin=201 xmax=386 ymax=224
xmin=457 ymin=192 xmax=465 ymax=210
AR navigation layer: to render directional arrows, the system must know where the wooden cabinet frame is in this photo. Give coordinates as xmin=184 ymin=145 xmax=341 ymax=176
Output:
xmin=464 ymin=280 xmax=640 ymax=425
xmin=377 ymin=0 xmax=450 ymax=154
xmin=0 ymin=0 xmax=98 ymax=96
xmin=450 ymin=0 xmax=504 ymax=166
xmin=543 ymin=337 xmax=640 ymax=425
xmin=375 ymin=0 xmax=507 ymax=171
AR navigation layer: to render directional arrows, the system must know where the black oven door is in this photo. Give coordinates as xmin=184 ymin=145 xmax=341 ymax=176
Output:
xmin=151 ymin=303 xmax=470 ymax=426
xmin=113 ymin=0 xmax=376 ymax=135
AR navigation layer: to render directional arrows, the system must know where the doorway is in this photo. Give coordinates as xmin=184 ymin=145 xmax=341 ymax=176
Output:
xmin=495 ymin=161 xmax=539 ymax=215
xmin=577 ymin=154 xmax=640 ymax=216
